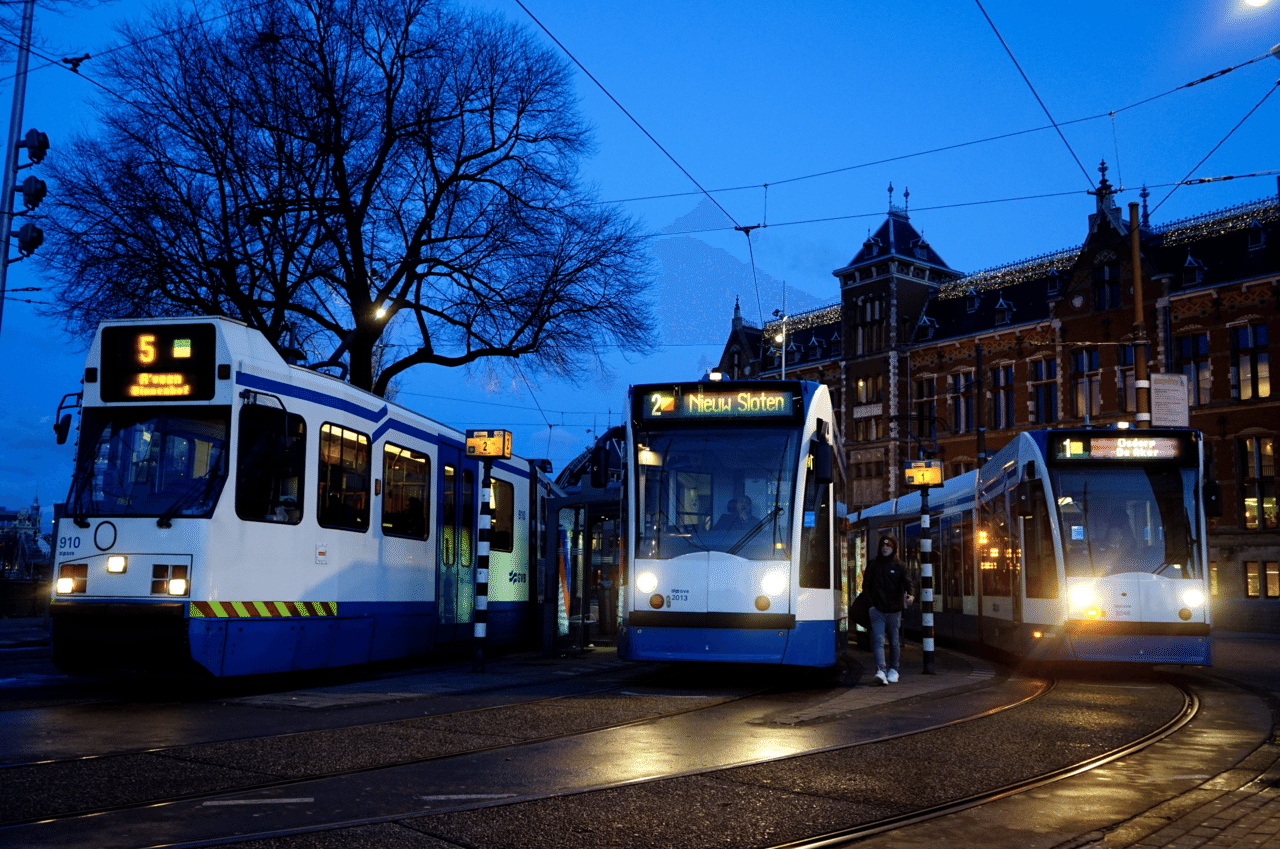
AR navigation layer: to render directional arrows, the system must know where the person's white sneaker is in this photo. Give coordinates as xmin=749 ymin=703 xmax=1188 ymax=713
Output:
xmin=887 ymin=669 xmax=899 ymax=683
xmin=874 ymin=669 xmax=888 ymax=685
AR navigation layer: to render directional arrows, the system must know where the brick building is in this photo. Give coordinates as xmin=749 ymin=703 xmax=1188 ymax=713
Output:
xmin=717 ymin=172 xmax=1280 ymax=632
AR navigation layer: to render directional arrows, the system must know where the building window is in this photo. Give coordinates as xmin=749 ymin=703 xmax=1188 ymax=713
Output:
xmin=1245 ymin=561 xmax=1280 ymax=598
xmin=1070 ymin=349 xmax=1101 ymax=419
xmin=1177 ymin=333 xmax=1211 ymax=406
xmin=1238 ymin=436 xmax=1277 ymax=531
xmin=992 ymin=365 xmax=1014 ymax=429
xmin=1093 ymin=264 xmax=1120 ymax=310
xmin=1249 ymin=226 xmax=1266 ymax=250
xmin=914 ymin=378 xmax=936 ymax=439
xmin=952 ymin=371 xmax=975 ymax=434
xmin=1232 ymin=323 xmax=1270 ymax=400
xmin=1031 ymin=358 xmax=1057 ymax=424
xmin=1117 ymin=345 xmax=1136 ymax=413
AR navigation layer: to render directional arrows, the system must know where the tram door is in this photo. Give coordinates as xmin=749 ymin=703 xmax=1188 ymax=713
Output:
xmin=436 ymin=446 xmax=476 ymax=644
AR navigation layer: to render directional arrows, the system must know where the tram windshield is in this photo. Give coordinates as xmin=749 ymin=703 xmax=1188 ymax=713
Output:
xmin=1052 ymin=466 xmax=1201 ymax=579
xmin=633 ymin=426 xmax=798 ymax=561
xmin=67 ymin=407 xmax=229 ymax=522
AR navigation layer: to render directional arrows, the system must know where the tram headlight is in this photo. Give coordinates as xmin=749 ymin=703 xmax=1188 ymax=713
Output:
xmin=1182 ymin=589 xmax=1205 ymax=608
xmin=106 ymin=555 xmax=127 ymax=574
xmin=761 ymin=570 xmax=787 ymax=596
xmin=1069 ymin=584 xmax=1095 ymax=607
xmin=55 ymin=577 xmax=75 ymax=594
xmin=637 ymin=571 xmax=658 ymax=594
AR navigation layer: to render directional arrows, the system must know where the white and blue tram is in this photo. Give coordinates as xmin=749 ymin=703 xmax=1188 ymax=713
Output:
xmin=615 ymin=379 xmax=847 ymax=669
xmin=50 ymin=316 xmax=554 ymax=676
xmin=853 ymin=427 xmax=1212 ymax=665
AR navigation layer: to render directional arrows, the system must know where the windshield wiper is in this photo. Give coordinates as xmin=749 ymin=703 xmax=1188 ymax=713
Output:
xmin=728 ymin=506 xmax=782 ymax=556
xmin=157 ymin=469 xmax=225 ymax=528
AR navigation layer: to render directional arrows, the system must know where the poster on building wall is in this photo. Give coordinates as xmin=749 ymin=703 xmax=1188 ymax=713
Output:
xmin=1151 ymin=373 xmax=1190 ymax=428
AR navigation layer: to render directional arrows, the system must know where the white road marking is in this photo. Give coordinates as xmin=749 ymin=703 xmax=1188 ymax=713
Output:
xmin=202 ymin=798 xmax=314 ymax=806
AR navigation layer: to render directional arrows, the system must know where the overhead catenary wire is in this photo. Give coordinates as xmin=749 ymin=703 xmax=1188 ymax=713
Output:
xmin=1150 ymin=79 xmax=1280 ymax=217
xmin=973 ymin=0 xmax=1094 ymax=190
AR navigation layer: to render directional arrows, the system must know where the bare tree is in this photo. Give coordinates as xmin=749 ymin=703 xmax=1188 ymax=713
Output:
xmin=38 ymin=0 xmax=655 ymax=396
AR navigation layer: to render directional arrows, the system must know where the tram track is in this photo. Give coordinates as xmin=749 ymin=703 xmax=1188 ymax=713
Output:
xmin=0 ymin=662 xmax=1052 ymax=849
xmin=0 ymin=673 xmax=765 ymax=828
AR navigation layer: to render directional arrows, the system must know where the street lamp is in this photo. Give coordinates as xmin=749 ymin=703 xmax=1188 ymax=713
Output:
xmin=773 ymin=308 xmax=787 ymax=378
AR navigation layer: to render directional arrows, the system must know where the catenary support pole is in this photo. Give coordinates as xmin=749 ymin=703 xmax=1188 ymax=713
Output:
xmin=1130 ymin=202 xmax=1151 ymax=429
xmin=0 ymin=0 xmax=35 ymax=339
xmin=920 ymin=484 xmax=935 ymax=674
xmin=473 ymin=460 xmax=493 ymax=672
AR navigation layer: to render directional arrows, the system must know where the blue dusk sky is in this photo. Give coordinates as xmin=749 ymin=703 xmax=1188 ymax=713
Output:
xmin=1 ymin=0 xmax=1278 ymax=529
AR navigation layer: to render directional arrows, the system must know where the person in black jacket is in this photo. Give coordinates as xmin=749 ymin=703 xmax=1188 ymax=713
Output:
xmin=862 ymin=534 xmax=914 ymax=685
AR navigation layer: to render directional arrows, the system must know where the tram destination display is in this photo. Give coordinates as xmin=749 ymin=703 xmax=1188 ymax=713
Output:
xmin=1052 ymin=434 xmax=1190 ymax=462
xmin=99 ymin=323 xmax=218 ymax=402
xmin=638 ymin=387 xmax=796 ymax=421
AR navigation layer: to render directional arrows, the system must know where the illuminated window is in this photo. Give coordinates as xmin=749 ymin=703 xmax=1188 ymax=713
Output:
xmin=1244 ymin=561 xmax=1279 ymax=599
xmin=1246 ymin=561 xmax=1261 ymax=598
xmin=318 ymin=423 xmax=370 ymax=532
xmin=1238 ymin=436 xmax=1277 ymax=531
xmin=382 ymin=443 xmax=430 ymax=540
xmin=1233 ymin=324 xmax=1270 ymax=401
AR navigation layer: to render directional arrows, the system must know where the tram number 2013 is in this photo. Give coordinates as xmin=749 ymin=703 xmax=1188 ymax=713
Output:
xmin=669 ymin=590 xmax=689 ymax=602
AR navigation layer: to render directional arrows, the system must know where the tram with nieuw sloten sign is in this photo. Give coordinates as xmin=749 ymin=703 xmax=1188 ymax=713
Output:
xmin=853 ymin=427 xmax=1213 ymax=665
xmin=49 ymin=315 xmax=555 ymax=677
xmin=614 ymin=379 xmax=849 ymax=671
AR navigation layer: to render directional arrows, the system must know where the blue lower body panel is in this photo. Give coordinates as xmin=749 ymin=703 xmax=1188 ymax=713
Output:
xmin=191 ymin=602 xmax=438 ymax=676
xmin=619 ymin=619 xmax=837 ymax=667
xmin=1069 ymin=633 xmax=1212 ymax=664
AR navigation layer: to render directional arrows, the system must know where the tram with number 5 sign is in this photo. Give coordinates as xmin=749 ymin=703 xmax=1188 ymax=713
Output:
xmin=610 ymin=379 xmax=851 ymax=672
xmin=50 ymin=315 xmax=555 ymax=676
xmin=851 ymin=427 xmax=1213 ymax=665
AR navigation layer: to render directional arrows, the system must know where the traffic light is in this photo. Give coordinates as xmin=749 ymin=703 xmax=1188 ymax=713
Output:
xmin=14 ymin=221 xmax=42 ymax=255
xmin=17 ymin=175 xmax=44 ymax=209
xmin=20 ymin=128 xmax=48 ymax=164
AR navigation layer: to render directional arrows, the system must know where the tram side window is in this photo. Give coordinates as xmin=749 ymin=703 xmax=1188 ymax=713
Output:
xmin=799 ymin=462 xmax=830 ymax=589
xmin=979 ymin=497 xmax=1013 ymax=596
xmin=460 ymin=469 xmax=475 ymax=566
xmin=1023 ymin=480 xmax=1058 ymax=598
xmin=490 ymin=479 xmax=514 ymax=552
xmin=236 ymin=405 xmax=305 ymax=525
xmin=319 ymin=423 xmax=370 ymax=532
xmin=382 ymin=444 xmax=429 ymax=539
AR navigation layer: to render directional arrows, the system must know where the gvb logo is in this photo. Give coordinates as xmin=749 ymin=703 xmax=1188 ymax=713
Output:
xmin=508 ymin=570 xmax=528 ymax=584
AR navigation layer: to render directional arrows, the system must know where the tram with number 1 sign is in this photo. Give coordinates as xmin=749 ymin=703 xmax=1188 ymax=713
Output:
xmin=612 ymin=379 xmax=850 ymax=671
xmin=49 ymin=315 xmax=555 ymax=676
xmin=852 ymin=427 xmax=1213 ymax=665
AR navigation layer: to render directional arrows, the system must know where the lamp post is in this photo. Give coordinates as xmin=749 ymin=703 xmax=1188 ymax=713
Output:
xmin=772 ymin=309 xmax=787 ymax=379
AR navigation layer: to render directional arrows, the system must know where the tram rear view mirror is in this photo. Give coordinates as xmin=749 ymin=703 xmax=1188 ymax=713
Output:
xmin=1203 ymin=479 xmax=1222 ymax=518
xmin=811 ymin=444 xmax=833 ymax=485
xmin=54 ymin=414 xmax=72 ymax=445
xmin=1014 ymin=480 xmax=1035 ymax=518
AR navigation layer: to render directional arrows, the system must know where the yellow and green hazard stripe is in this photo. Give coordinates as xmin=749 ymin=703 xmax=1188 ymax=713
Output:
xmin=189 ymin=601 xmax=338 ymax=618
